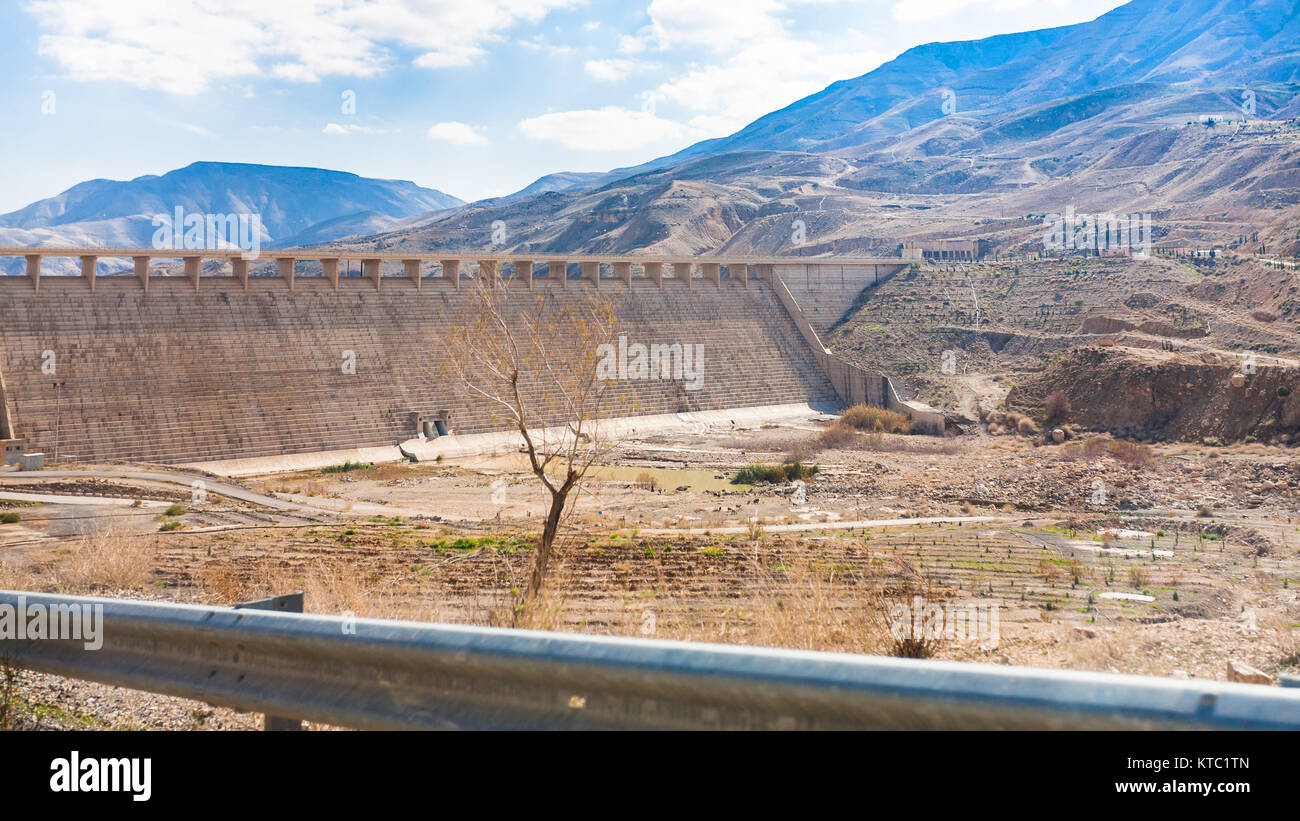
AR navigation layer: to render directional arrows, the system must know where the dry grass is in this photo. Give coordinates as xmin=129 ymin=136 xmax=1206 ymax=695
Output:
xmin=0 ymin=559 xmax=41 ymax=592
xmin=509 ymin=548 xmax=929 ymax=658
xmin=57 ymin=525 xmax=154 ymax=593
xmin=719 ymin=431 xmax=806 ymax=453
xmin=814 ymin=422 xmax=961 ymax=454
xmin=1060 ymin=436 xmax=1155 ymax=467
xmin=858 ymin=432 xmax=961 ymax=454
xmin=817 ymin=419 xmax=858 ymax=450
xmin=1058 ymin=622 xmax=1144 ymax=673
xmin=840 ymin=404 xmax=912 ymax=434
xmin=190 ymin=554 xmax=470 ymax=624
xmin=1106 ymin=439 xmax=1156 ymax=467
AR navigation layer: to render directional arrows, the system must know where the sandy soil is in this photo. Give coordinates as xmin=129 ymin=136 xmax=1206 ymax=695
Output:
xmin=2 ymin=413 xmax=1297 ymax=729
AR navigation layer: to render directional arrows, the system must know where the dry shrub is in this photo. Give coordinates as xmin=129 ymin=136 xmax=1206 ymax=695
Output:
xmin=738 ymin=557 xmax=889 ymax=655
xmin=197 ymin=560 xmax=248 ymax=603
xmin=1128 ymin=566 xmax=1148 ymax=589
xmin=301 ymin=560 xmax=375 ymax=616
xmin=633 ymin=471 xmax=659 ymax=491
xmin=1038 ymin=558 xmax=1061 ymax=585
xmin=870 ymin=559 xmax=945 ymax=659
xmin=1061 ymin=623 xmax=1141 ymax=673
xmin=839 ymin=404 xmax=912 ymax=434
xmin=782 ymin=441 xmax=816 ymax=463
xmin=1106 ymin=439 xmax=1155 ymax=467
xmin=1063 ymin=436 xmax=1109 ymax=460
xmin=0 ymin=559 xmax=43 ymax=592
xmin=58 ymin=525 xmax=153 ymax=592
xmin=1044 ymin=390 xmax=1071 ymax=424
xmin=1016 ymin=417 xmax=1037 ymax=436
xmin=817 ymin=419 xmax=858 ymax=449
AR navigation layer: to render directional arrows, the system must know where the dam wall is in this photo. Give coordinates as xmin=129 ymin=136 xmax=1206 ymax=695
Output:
xmin=0 ymin=273 xmax=840 ymax=465
xmin=771 ymin=262 xmax=906 ymax=335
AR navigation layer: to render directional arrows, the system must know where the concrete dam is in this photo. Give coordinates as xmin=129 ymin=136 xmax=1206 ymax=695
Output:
xmin=0 ymin=249 xmax=935 ymax=470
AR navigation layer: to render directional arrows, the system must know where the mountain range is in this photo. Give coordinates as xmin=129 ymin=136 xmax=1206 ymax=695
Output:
xmin=329 ymin=0 xmax=1298 ymax=259
xmin=0 ymin=162 xmax=462 ymax=274
xmin=4 ymin=0 xmax=1298 ymax=269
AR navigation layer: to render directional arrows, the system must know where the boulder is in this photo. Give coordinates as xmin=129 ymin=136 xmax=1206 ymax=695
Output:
xmin=1226 ymin=659 xmax=1274 ymax=685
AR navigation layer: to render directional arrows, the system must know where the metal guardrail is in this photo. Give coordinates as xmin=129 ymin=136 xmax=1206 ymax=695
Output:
xmin=3 ymin=590 xmax=1300 ymax=730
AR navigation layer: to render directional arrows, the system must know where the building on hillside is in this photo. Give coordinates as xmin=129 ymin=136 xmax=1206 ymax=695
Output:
xmin=902 ymin=239 xmax=993 ymax=261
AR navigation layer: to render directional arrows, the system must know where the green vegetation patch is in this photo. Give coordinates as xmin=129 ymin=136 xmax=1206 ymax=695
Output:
xmin=321 ymin=460 xmax=372 ymax=473
xmin=732 ymin=462 xmax=820 ymax=485
xmin=425 ymin=534 xmax=533 ymax=554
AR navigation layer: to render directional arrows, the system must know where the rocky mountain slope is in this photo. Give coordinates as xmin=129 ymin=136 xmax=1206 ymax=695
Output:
xmin=338 ymin=0 xmax=1299 ymax=260
xmin=0 ymin=162 xmax=463 ymax=274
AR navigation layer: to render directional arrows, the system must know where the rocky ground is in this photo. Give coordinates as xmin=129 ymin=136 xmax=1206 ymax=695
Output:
xmin=3 ymin=413 xmax=1297 ymax=730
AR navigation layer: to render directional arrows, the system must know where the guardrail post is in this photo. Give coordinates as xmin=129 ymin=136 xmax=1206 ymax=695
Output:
xmin=235 ymin=592 xmax=306 ymax=731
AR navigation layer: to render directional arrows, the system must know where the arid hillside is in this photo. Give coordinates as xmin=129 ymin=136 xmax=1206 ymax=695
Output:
xmin=824 ymin=253 xmax=1299 ymax=441
xmin=1006 ymin=347 xmax=1300 ymax=443
xmin=324 ymin=117 xmax=1300 ymax=260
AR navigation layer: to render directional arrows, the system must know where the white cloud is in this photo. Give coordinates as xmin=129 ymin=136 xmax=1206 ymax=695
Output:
xmin=584 ymin=58 xmax=656 ymax=83
xmin=603 ymin=2 xmax=889 ymax=140
xmin=633 ymin=0 xmax=786 ymax=50
xmin=427 ymin=121 xmax=488 ymax=146
xmin=516 ymin=33 xmax=573 ymax=52
xmin=648 ymin=33 xmax=887 ymax=136
xmin=323 ymin=122 xmax=396 ymax=136
xmin=526 ymin=2 xmax=887 ymax=151
xmin=412 ymin=46 xmax=486 ymax=68
xmin=24 ymin=0 xmax=582 ymax=94
xmin=891 ymin=0 xmax=1070 ymax=24
xmin=517 ymin=107 xmax=687 ymax=151
xmin=617 ymin=33 xmax=649 ymax=54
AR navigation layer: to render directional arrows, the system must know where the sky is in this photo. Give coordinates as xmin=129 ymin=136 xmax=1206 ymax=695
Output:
xmin=0 ymin=0 xmax=1128 ymax=212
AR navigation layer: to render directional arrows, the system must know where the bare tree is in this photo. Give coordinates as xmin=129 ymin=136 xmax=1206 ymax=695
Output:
xmin=438 ymin=269 xmax=625 ymax=598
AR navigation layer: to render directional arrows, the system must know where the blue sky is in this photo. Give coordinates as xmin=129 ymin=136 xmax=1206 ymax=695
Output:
xmin=0 ymin=0 xmax=1126 ymax=212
